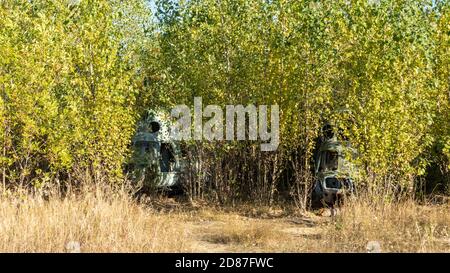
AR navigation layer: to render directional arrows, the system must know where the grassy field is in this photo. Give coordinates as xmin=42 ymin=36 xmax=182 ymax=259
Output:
xmin=0 ymin=187 xmax=448 ymax=253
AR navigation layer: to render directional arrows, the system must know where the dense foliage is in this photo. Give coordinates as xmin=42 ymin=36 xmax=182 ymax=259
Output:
xmin=0 ymin=0 xmax=152 ymax=188
xmin=0 ymin=0 xmax=448 ymax=203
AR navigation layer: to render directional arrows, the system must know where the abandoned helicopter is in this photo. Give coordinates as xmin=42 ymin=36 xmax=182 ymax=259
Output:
xmin=128 ymin=109 xmax=186 ymax=191
xmin=311 ymin=120 xmax=357 ymax=208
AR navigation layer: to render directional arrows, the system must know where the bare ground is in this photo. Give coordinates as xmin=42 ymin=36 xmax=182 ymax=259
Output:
xmin=186 ymin=216 xmax=324 ymax=252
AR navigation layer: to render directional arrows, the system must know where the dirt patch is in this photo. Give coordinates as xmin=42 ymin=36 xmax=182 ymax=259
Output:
xmin=182 ymin=211 xmax=324 ymax=252
xmin=282 ymin=227 xmax=322 ymax=238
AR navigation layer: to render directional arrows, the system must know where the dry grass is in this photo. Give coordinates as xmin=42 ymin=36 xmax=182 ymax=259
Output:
xmin=182 ymin=199 xmax=450 ymax=253
xmin=319 ymin=199 xmax=450 ymax=252
xmin=0 ymin=188 xmax=191 ymax=252
xmin=0 ymin=186 xmax=448 ymax=253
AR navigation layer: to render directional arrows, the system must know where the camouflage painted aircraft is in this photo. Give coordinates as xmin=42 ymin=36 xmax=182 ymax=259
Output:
xmin=311 ymin=119 xmax=357 ymax=208
xmin=129 ymin=109 xmax=185 ymax=190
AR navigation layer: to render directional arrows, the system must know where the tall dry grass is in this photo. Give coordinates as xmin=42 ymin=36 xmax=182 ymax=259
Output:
xmin=0 ymin=185 xmax=191 ymax=252
xmin=0 ymin=183 xmax=448 ymax=253
xmin=319 ymin=197 xmax=450 ymax=252
xmin=183 ymin=199 xmax=450 ymax=253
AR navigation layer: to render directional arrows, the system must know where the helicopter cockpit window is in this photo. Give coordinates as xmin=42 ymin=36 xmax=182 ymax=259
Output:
xmin=160 ymin=143 xmax=176 ymax=172
xmin=149 ymin=121 xmax=161 ymax=133
xmin=322 ymin=124 xmax=334 ymax=140
xmin=136 ymin=141 xmax=151 ymax=154
xmin=320 ymin=151 xmax=339 ymax=171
